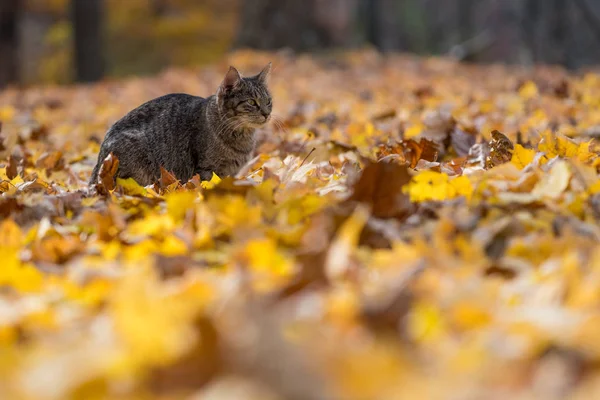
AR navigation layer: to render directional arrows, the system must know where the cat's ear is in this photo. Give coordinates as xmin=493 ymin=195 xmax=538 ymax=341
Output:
xmin=222 ymin=66 xmax=242 ymax=90
xmin=257 ymin=62 xmax=272 ymax=84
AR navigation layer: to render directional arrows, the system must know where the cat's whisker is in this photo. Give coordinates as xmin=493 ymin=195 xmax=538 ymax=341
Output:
xmin=214 ymin=118 xmax=242 ymax=138
xmin=270 ymin=115 xmax=288 ymax=133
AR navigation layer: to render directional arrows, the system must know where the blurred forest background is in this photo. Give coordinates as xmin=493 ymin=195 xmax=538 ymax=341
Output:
xmin=2 ymin=0 xmax=600 ymax=88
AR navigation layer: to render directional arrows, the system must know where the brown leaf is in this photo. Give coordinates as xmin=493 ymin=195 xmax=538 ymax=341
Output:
xmin=414 ymin=85 xmax=434 ymax=98
xmin=0 ymin=197 xmax=22 ymax=219
xmin=349 ymin=161 xmax=414 ymax=219
xmin=35 ymin=151 xmax=64 ymax=172
xmin=486 ymin=130 xmax=514 ymax=168
xmin=18 ymin=178 xmax=54 ymax=194
xmin=6 ymin=154 xmax=19 ymax=179
xmin=0 ymin=181 xmax=16 ymax=194
xmin=184 ymin=174 xmax=202 ymax=190
xmin=80 ymin=208 xmax=125 ymax=242
xmin=31 ymin=235 xmax=84 ymax=264
xmin=209 ymin=177 xmax=254 ymax=197
xmin=154 ymin=255 xmax=206 ymax=280
xmin=159 ymin=166 xmax=179 ymax=188
xmin=0 ymin=122 xmax=5 ymax=152
xmin=404 ymin=139 xmax=439 ymax=168
xmin=371 ymin=109 xmax=396 ymax=121
xmin=96 ymin=153 xmax=119 ymax=195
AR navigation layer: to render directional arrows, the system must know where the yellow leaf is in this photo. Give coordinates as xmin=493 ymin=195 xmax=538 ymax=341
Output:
xmin=244 ymin=238 xmax=294 ymax=290
xmin=109 ymin=266 xmax=209 ymax=376
xmin=371 ymin=241 xmax=421 ymax=269
xmin=166 ymin=191 xmax=196 ymax=221
xmin=451 ymin=302 xmax=492 ymax=330
xmin=519 ymin=81 xmax=539 ymax=99
xmin=200 ymin=172 xmax=222 ymax=189
xmin=449 ymin=175 xmax=473 ymax=200
xmin=61 ymin=278 xmax=114 ymax=307
xmin=116 ymin=177 xmax=147 ymax=196
xmin=404 ymin=171 xmax=472 ymax=202
xmin=407 ymin=302 xmax=446 ymax=342
xmin=327 ymin=284 xmax=359 ymax=325
xmin=538 ymin=131 xmax=595 ymax=163
xmin=159 ymin=235 xmax=188 ymax=256
xmin=212 ymin=195 xmax=262 ymax=233
xmin=0 ymin=105 xmax=16 ymax=121
xmin=498 ymin=160 xmax=571 ymax=203
xmin=531 ymin=160 xmax=571 ymax=199
xmin=0 ymin=251 xmax=44 ymax=292
xmin=0 ymin=219 xmax=23 ymax=248
xmin=404 ymin=122 xmax=424 ymax=139
xmin=589 ymin=180 xmax=600 ymax=195
xmin=123 ymin=240 xmax=157 ymax=262
xmin=511 ymin=144 xmax=536 ymax=169
xmin=127 ymin=214 xmax=175 ymax=238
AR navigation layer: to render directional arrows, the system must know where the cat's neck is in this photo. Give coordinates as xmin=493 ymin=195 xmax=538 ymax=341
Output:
xmin=206 ymin=97 xmax=256 ymax=151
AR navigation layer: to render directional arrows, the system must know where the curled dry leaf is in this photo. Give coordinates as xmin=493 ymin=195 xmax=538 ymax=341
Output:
xmin=96 ymin=152 xmax=119 ymax=194
xmin=486 ymin=130 xmax=514 ymax=168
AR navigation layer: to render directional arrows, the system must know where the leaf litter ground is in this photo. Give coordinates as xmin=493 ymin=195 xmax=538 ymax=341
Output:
xmin=1 ymin=50 xmax=600 ymax=399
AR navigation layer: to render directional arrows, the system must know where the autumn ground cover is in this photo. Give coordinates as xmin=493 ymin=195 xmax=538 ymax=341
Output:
xmin=1 ymin=50 xmax=600 ymax=399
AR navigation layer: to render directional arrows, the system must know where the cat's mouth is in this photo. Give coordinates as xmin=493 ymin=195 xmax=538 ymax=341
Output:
xmin=244 ymin=115 xmax=270 ymax=128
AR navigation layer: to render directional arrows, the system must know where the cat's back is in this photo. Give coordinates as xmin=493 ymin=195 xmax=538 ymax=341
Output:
xmin=109 ymin=93 xmax=206 ymax=134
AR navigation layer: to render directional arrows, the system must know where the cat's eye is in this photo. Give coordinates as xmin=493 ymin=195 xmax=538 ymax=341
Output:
xmin=247 ymin=99 xmax=256 ymax=106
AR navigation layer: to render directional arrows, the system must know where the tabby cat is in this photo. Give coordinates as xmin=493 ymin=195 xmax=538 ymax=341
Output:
xmin=90 ymin=63 xmax=272 ymax=186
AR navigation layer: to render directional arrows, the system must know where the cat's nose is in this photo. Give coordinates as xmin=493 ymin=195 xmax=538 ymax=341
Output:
xmin=261 ymin=111 xmax=270 ymax=120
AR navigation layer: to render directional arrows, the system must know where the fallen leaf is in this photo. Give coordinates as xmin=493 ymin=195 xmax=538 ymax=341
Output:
xmin=96 ymin=152 xmax=119 ymax=194
xmin=486 ymin=130 xmax=514 ymax=168
xmin=349 ymin=161 xmax=414 ymax=219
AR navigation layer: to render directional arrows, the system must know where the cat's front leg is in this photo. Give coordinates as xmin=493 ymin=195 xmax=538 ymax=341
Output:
xmin=195 ymin=169 xmax=214 ymax=182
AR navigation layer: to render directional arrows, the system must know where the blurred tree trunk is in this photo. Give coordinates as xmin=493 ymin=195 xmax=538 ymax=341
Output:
xmin=71 ymin=0 xmax=105 ymax=82
xmin=366 ymin=0 xmax=403 ymax=51
xmin=235 ymin=0 xmax=358 ymax=50
xmin=523 ymin=0 xmax=540 ymax=63
xmin=548 ymin=0 xmax=569 ymax=66
xmin=0 ymin=0 xmax=21 ymax=88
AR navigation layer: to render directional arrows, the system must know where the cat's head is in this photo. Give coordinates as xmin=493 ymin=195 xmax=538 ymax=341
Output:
xmin=216 ymin=63 xmax=272 ymax=128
